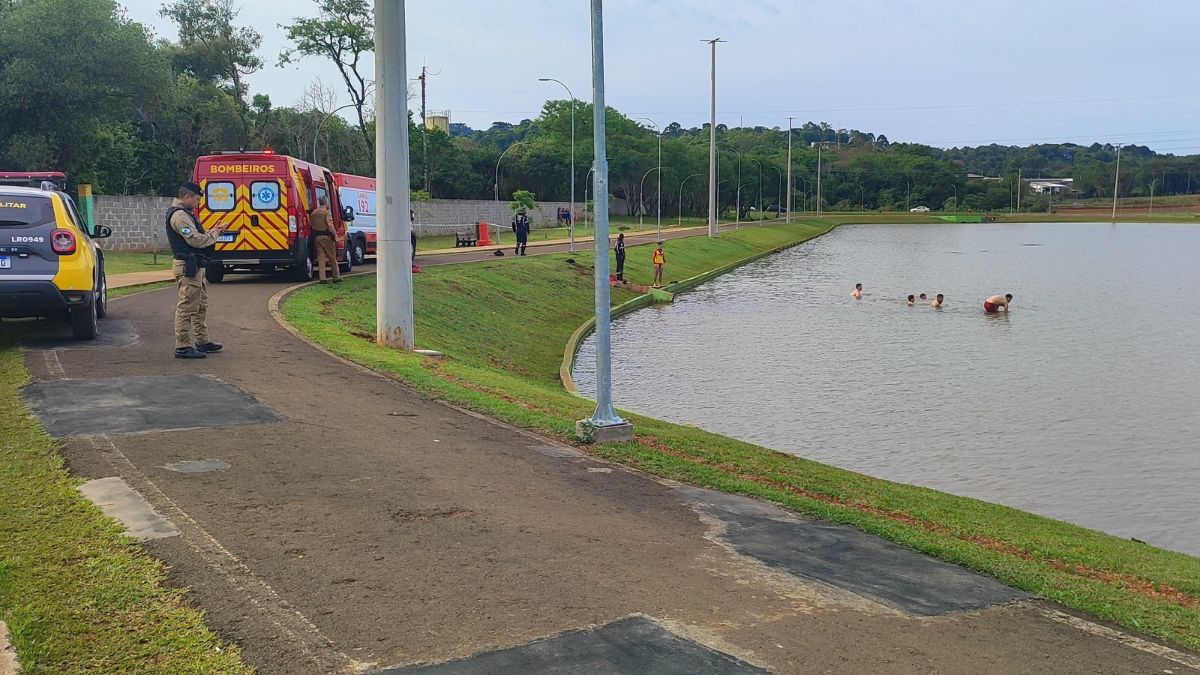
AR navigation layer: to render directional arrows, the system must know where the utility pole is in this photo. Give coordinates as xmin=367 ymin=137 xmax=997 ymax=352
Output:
xmin=374 ymin=0 xmax=414 ymax=350
xmin=786 ymin=116 xmax=793 ymax=223
xmin=1017 ymin=169 xmax=1022 ymax=212
xmin=579 ymin=0 xmax=632 ymax=443
xmin=1111 ymin=144 xmax=1122 ymax=220
xmin=704 ymin=38 xmax=724 ymax=238
xmin=420 ymin=66 xmax=428 ymax=194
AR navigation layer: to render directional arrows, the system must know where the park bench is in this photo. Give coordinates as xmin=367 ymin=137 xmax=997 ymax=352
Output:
xmin=455 ymin=231 xmax=478 ymax=247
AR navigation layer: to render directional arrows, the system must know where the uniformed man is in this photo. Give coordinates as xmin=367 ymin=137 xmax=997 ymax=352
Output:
xmin=511 ymin=208 xmax=530 ymax=256
xmin=166 ymin=182 xmax=226 ymax=359
xmin=310 ymin=197 xmax=342 ymax=283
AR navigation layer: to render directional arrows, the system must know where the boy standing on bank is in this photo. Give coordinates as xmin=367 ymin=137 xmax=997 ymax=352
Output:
xmin=652 ymin=241 xmax=666 ymax=287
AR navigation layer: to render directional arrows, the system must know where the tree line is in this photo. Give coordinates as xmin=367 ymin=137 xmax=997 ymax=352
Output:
xmin=2 ymin=0 xmax=1196 ymax=215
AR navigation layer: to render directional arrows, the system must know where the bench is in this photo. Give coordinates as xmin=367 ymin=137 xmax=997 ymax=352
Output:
xmin=455 ymin=232 xmax=478 ymax=247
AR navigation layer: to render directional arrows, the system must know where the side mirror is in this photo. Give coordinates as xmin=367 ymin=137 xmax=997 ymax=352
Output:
xmin=93 ymin=225 xmax=113 ymax=239
xmin=341 ymin=206 xmax=355 ymax=222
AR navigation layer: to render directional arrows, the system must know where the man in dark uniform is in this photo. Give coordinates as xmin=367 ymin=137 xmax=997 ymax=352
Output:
xmin=511 ymin=208 xmax=530 ymax=256
xmin=165 ymin=182 xmax=226 ymax=359
xmin=614 ymin=232 xmax=626 ymax=281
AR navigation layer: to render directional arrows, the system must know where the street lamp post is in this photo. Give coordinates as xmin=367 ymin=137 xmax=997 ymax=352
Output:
xmin=703 ymin=38 xmax=724 ymax=238
xmin=539 ymin=78 xmax=577 ymax=253
xmin=638 ymin=166 xmax=661 ymax=230
xmin=678 ymin=172 xmax=702 ymax=226
xmin=749 ymin=158 xmax=763 ymax=221
xmin=856 ymin=183 xmax=865 ymax=212
xmin=786 ymin=116 xmax=793 ymax=222
xmin=736 ymin=182 xmax=753 ymax=229
xmin=1111 ymin=144 xmax=1122 ymax=220
xmin=769 ymin=165 xmax=782 ymax=219
xmin=813 ymin=140 xmax=834 ymax=218
xmin=952 ymin=184 xmax=958 ymax=212
xmin=580 ymin=0 xmax=631 ymax=441
xmin=637 ymin=118 xmax=663 ymax=238
xmin=313 ymin=102 xmax=360 ymax=165
xmin=1149 ymin=178 xmax=1157 ymax=222
xmin=374 ymin=0 xmax=413 ymax=350
xmin=494 ymin=140 xmax=527 ymax=246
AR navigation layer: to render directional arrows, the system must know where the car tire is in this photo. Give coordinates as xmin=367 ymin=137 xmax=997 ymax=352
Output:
xmin=339 ymin=245 xmax=353 ymax=274
xmin=205 ymin=264 xmax=226 ymax=283
xmin=294 ymin=252 xmax=315 ymax=282
xmin=70 ymin=299 xmax=98 ymax=340
xmin=94 ymin=266 xmax=108 ymax=319
xmin=351 ymin=237 xmax=366 ymax=266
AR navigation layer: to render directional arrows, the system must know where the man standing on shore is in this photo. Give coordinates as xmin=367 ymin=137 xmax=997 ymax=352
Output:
xmin=614 ymin=233 xmax=626 ymax=282
xmin=983 ymin=293 xmax=1012 ymax=313
xmin=652 ymin=241 xmax=666 ymax=287
xmin=512 ymin=208 xmax=530 ymax=256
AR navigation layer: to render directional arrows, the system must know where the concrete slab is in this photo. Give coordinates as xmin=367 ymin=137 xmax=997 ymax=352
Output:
xmin=0 ymin=621 xmax=17 ymax=675
xmin=79 ymin=477 xmax=179 ymax=540
xmin=23 ymin=374 xmax=282 ymax=437
xmin=575 ymin=420 xmax=634 ymax=444
xmin=679 ymin=486 xmax=1028 ymax=616
xmin=379 ymin=616 xmax=766 ymax=674
xmin=19 ymin=319 xmax=138 ymax=350
xmin=160 ymin=459 xmax=231 ymax=473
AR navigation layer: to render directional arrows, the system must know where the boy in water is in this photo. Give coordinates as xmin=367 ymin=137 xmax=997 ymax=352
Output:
xmin=907 ymin=294 xmax=915 ymax=306
xmin=852 ymin=283 xmax=863 ymax=299
xmin=983 ymin=293 xmax=1012 ymax=313
xmin=932 ymin=293 xmax=944 ymax=308
xmin=919 ymin=293 xmax=928 ymax=301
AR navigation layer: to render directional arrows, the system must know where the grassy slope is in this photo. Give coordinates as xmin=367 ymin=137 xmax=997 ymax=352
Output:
xmin=282 ymin=219 xmax=1200 ymax=651
xmin=0 ymin=333 xmax=250 ymax=673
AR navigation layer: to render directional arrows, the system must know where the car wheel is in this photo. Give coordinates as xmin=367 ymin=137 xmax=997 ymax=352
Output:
xmin=294 ymin=253 xmax=315 ymax=282
xmin=352 ymin=237 xmax=366 ymax=266
xmin=205 ymin=264 xmax=226 ymax=283
xmin=94 ymin=266 xmax=108 ymax=319
xmin=70 ymin=299 xmax=98 ymax=340
xmin=339 ymin=246 xmax=353 ymax=274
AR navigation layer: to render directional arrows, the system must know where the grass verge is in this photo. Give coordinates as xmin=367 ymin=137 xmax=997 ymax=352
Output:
xmin=282 ymin=218 xmax=1200 ymax=652
xmin=0 ymin=333 xmax=250 ymax=673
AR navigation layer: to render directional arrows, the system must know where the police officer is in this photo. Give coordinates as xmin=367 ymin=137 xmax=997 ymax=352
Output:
xmin=310 ymin=197 xmax=342 ymax=283
xmin=166 ymin=182 xmax=226 ymax=359
xmin=511 ymin=208 xmax=530 ymax=256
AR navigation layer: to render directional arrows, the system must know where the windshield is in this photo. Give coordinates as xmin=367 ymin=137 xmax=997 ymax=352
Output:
xmin=0 ymin=195 xmax=54 ymax=228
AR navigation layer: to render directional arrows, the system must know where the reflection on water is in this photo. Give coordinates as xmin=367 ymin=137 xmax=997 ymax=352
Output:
xmin=575 ymin=223 xmax=1200 ymax=556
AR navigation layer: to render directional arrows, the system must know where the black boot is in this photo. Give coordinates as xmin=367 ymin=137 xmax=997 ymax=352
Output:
xmin=175 ymin=346 xmax=207 ymax=359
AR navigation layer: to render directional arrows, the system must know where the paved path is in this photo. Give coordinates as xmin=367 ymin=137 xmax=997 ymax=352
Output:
xmin=26 ymin=236 xmax=1200 ymax=673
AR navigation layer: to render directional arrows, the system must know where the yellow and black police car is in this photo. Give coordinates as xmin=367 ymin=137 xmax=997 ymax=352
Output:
xmin=0 ymin=173 xmax=112 ymax=339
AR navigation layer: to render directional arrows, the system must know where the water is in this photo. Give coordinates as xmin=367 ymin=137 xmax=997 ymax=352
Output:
xmin=575 ymin=223 xmax=1200 ymax=556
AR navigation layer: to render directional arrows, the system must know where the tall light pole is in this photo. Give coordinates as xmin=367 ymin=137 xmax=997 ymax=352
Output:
xmin=678 ymin=172 xmax=702 ymax=226
xmin=313 ymin=101 xmax=361 ymax=165
xmin=951 ymin=184 xmax=958 ymax=212
xmin=813 ymin=140 xmax=834 ymax=218
xmin=722 ymin=146 xmax=742 ymax=219
xmin=736 ymin=182 xmax=753 ymax=229
xmin=704 ymin=38 xmax=724 ymax=238
xmin=374 ymin=0 xmax=413 ymax=350
xmin=539 ymin=78 xmax=577 ymax=252
xmin=581 ymin=0 xmax=630 ymax=441
xmin=769 ymin=165 xmax=782 ymax=217
xmin=749 ymin=158 xmax=763 ymax=221
xmin=786 ymin=116 xmax=794 ymax=222
xmin=1111 ymin=144 xmax=1122 ymax=220
xmin=1017 ymin=169 xmax=1022 ymax=212
xmin=856 ymin=183 xmax=865 ymax=212
xmin=494 ymin=140 xmax=527 ymax=246
xmin=796 ymin=175 xmax=810 ymax=213
xmin=1149 ymin=177 xmax=1157 ymax=222
xmin=637 ymin=117 xmax=663 ymax=238
xmin=638 ymin=166 xmax=660 ymax=230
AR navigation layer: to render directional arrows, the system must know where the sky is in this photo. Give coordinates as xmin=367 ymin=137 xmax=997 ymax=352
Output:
xmin=121 ymin=0 xmax=1200 ymax=153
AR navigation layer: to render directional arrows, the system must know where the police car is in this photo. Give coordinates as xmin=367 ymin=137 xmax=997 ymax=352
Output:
xmin=0 ymin=173 xmax=112 ymax=339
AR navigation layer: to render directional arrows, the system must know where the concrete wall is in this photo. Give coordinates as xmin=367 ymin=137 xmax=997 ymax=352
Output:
xmin=91 ymin=196 xmax=583 ymax=251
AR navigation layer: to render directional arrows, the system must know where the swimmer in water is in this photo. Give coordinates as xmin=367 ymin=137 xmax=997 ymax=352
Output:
xmin=919 ymin=293 xmax=927 ymax=301
xmin=852 ymin=283 xmax=863 ymax=299
xmin=931 ymin=293 xmax=944 ymax=308
xmin=907 ymin=294 xmax=915 ymax=306
xmin=983 ymin=293 xmax=1012 ymax=313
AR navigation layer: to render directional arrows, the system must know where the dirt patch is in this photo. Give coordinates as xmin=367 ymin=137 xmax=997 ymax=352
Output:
xmin=390 ymin=508 xmax=474 ymax=523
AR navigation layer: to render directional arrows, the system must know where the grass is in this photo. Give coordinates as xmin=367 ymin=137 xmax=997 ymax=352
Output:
xmin=282 ymin=217 xmax=1200 ymax=653
xmin=101 ymin=250 xmax=172 ymax=275
xmin=0 ymin=330 xmax=250 ymax=673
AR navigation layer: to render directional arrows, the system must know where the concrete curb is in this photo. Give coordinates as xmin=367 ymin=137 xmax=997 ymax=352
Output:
xmin=0 ymin=621 xmax=18 ymax=675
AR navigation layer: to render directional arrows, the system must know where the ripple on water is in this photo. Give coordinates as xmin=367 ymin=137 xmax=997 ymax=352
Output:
xmin=575 ymin=222 xmax=1200 ymax=556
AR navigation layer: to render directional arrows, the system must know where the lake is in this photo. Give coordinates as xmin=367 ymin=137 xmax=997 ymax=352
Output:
xmin=574 ymin=222 xmax=1200 ymax=556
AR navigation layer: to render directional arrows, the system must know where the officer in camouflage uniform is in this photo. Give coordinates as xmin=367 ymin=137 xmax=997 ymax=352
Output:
xmin=165 ymin=182 xmax=226 ymax=359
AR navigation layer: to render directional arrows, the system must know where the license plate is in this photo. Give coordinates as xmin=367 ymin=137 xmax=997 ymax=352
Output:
xmin=218 ymin=233 xmax=236 ymax=243
xmin=0 ymin=256 xmax=9 ymax=269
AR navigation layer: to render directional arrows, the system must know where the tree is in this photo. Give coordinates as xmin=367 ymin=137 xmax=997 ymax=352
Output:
xmin=510 ymin=190 xmax=537 ymax=212
xmin=280 ymin=0 xmax=374 ymax=168
xmin=160 ymin=0 xmax=262 ymax=143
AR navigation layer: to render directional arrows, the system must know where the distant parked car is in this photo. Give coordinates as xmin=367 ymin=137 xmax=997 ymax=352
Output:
xmin=910 ymin=205 xmax=931 ymax=213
